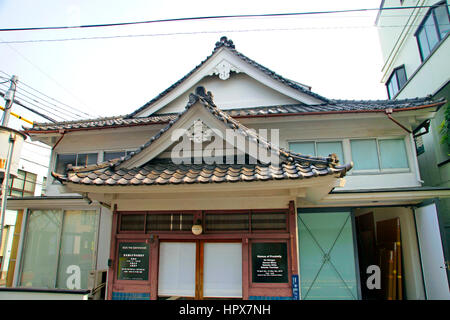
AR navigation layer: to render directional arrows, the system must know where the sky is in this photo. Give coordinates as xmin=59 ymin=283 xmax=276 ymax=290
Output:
xmin=0 ymin=0 xmax=389 ymax=131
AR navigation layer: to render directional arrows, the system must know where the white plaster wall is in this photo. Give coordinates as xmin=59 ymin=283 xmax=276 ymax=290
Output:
xmin=396 ymin=38 xmax=450 ymax=98
xmin=157 ymin=73 xmax=299 ymax=114
xmin=354 ymin=206 xmax=426 ymax=300
xmin=377 ymin=0 xmax=422 ymax=64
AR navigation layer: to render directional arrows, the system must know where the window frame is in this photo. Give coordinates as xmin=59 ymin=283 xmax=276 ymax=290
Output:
xmin=349 ymin=137 xmax=411 ymax=174
xmin=415 ymin=1 xmax=450 ymax=62
xmin=18 ymin=208 xmax=100 ymax=290
xmin=288 ymin=139 xmax=346 ymax=163
xmin=386 ymin=65 xmax=407 ymax=99
xmin=53 ymin=152 xmax=99 ymax=183
xmin=103 ymin=149 xmax=136 ymax=162
xmin=8 ymin=169 xmax=37 ymax=197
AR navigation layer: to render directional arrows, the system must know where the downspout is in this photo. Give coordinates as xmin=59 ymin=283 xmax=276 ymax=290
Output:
xmin=52 ymin=129 xmax=66 ymax=150
xmin=384 ymin=108 xmax=412 ymax=134
xmin=384 ymin=108 xmax=426 ymax=185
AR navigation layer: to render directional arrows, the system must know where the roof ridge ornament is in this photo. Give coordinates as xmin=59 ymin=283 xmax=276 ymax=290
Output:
xmin=214 ymin=36 xmax=235 ymax=50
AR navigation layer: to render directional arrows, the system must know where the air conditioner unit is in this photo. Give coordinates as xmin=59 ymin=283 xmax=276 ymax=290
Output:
xmin=88 ymin=270 xmax=107 ymax=300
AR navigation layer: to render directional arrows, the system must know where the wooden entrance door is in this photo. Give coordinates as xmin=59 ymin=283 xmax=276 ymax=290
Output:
xmin=158 ymin=240 xmax=243 ymax=300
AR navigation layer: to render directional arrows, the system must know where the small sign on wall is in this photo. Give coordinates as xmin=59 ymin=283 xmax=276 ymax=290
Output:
xmin=251 ymin=242 xmax=288 ymax=283
xmin=117 ymin=242 xmax=150 ymax=281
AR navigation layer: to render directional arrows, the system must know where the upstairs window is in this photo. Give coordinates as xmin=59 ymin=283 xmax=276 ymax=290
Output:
xmin=103 ymin=150 xmax=135 ymax=162
xmin=415 ymin=2 xmax=450 ymax=61
xmin=289 ymin=141 xmax=345 ymax=163
xmin=350 ymin=138 xmax=409 ymax=172
xmin=55 ymin=153 xmax=98 ymax=174
xmin=386 ymin=65 xmax=407 ymax=99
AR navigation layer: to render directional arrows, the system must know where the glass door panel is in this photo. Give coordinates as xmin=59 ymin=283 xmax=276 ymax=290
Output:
xmin=158 ymin=242 xmax=196 ymax=298
xmin=203 ymin=242 xmax=242 ymax=298
xmin=298 ymin=211 xmax=358 ymax=300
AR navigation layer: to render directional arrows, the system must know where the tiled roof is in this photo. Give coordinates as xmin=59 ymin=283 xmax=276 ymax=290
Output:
xmin=25 ymin=97 xmax=444 ymax=133
xmin=52 ymin=158 xmax=352 ymax=186
xmin=52 ymin=86 xmax=353 ymax=187
xmin=127 ymin=36 xmax=329 ymax=118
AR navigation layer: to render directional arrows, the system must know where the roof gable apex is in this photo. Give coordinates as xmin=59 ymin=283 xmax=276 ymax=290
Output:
xmin=129 ymin=36 xmax=328 ymax=118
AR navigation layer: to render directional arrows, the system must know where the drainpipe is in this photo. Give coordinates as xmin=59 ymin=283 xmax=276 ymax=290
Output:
xmin=52 ymin=129 xmax=66 ymax=150
xmin=384 ymin=108 xmax=412 ymax=134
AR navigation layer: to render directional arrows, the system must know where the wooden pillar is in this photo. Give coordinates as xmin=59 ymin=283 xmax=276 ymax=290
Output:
xmin=149 ymin=235 xmax=159 ymax=300
xmin=289 ymin=201 xmax=299 ymax=275
xmin=242 ymin=237 xmax=249 ymax=300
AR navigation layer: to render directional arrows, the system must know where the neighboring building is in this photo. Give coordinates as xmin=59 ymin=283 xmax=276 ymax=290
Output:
xmin=376 ymin=0 xmax=450 ymax=299
xmin=6 ymin=36 xmax=450 ymax=300
xmin=0 ymin=138 xmax=51 ymax=287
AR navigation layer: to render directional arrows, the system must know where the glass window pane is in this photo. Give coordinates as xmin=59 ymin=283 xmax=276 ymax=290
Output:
xmin=203 ymin=243 xmax=242 ymax=298
xmin=20 ymin=210 xmax=63 ymax=288
xmin=289 ymin=142 xmax=316 ymax=156
xmin=435 ymin=4 xmax=450 ymax=38
xmin=55 ymin=154 xmax=76 ymax=174
xmin=424 ymin=13 xmax=439 ymax=51
xmin=350 ymin=139 xmax=380 ymax=170
xmin=205 ymin=213 xmax=249 ymax=231
xmin=379 ymin=139 xmax=409 ymax=169
xmin=77 ymin=153 xmax=97 ymax=166
xmin=396 ymin=67 xmax=407 ymax=89
xmin=120 ymin=214 xmax=145 ymax=232
xmin=146 ymin=213 xmax=194 ymax=231
xmin=12 ymin=170 xmax=25 ymax=190
xmin=158 ymin=242 xmax=196 ymax=297
xmin=24 ymin=172 xmax=37 ymax=193
xmin=56 ymin=210 xmax=98 ymax=289
xmin=298 ymin=212 xmax=358 ymax=300
xmin=418 ymin=28 xmax=431 ymax=60
xmin=251 ymin=212 xmax=287 ymax=230
xmin=104 ymin=151 xmax=125 ymax=162
xmin=317 ymin=141 xmax=345 ymax=163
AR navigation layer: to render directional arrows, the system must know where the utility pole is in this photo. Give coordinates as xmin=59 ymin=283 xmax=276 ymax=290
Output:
xmin=0 ymin=75 xmax=19 ymax=276
xmin=1 ymin=75 xmax=19 ymax=127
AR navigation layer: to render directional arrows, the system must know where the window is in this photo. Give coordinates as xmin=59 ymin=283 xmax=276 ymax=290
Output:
xmin=55 ymin=153 xmax=98 ymax=174
xmin=350 ymin=138 xmax=409 ymax=172
xmin=289 ymin=141 xmax=345 ymax=163
xmin=119 ymin=213 xmax=195 ymax=232
xmin=386 ymin=66 xmax=407 ymax=99
xmin=8 ymin=169 xmax=37 ymax=197
xmin=119 ymin=211 xmax=288 ymax=233
xmin=20 ymin=209 xmax=98 ymax=289
xmin=415 ymin=2 xmax=450 ymax=61
xmin=104 ymin=150 xmax=136 ymax=162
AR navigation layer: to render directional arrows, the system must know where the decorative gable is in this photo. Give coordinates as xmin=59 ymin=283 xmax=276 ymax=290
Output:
xmin=129 ymin=37 xmax=328 ymax=118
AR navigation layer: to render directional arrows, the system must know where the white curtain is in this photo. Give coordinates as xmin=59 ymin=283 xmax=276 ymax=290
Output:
xmin=158 ymin=242 xmax=196 ymax=297
xmin=203 ymin=243 xmax=242 ymax=298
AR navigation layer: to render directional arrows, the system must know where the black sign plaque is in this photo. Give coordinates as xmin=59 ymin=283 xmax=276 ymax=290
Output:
xmin=252 ymin=242 xmax=288 ymax=283
xmin=117 ymin=242 xmax=149 ymax=281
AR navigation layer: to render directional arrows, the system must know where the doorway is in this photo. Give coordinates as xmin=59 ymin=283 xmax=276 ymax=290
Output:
xmin=157 ymin=240 xmax=243 ymax=300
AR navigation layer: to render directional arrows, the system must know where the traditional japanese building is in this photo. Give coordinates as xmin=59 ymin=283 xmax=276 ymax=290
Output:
xmin=7 ymin=36 xmax=450 ymax=300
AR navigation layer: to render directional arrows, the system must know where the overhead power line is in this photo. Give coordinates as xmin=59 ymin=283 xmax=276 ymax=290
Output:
xmin=0 ymin=5 xmax=446 ymax=32
xmin=0 ymin=70 xmax=94 ymax=118
xmin=0 ymin=22 xmax=447 ymax=44
xmin=0 ymin=81 xmax=81 ymax=121
xmin=0 ymin=90 xmax=57 ymax=123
